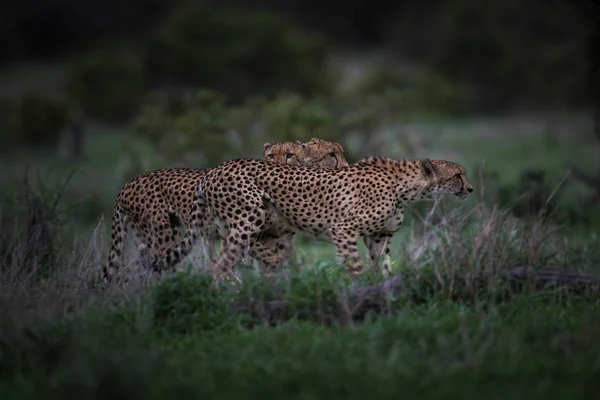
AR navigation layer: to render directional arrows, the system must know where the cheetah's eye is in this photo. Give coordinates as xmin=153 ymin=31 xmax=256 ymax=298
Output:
xmin=328 ymin=152 xmax=337 ymax=157
xmin=286 ymin=153 xmax=294 ymax=159
xmin=267 ymin=154 xmax=274 ymax=160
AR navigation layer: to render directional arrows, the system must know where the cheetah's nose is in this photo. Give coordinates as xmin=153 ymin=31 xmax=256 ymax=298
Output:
xmin=467 ymin=187 xmax=473 ymax=193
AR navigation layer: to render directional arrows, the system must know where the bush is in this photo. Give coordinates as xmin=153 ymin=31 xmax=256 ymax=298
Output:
xmin=128 ymin=84 xmax=447 ymax=175
xmin=65 ymin=48 xmax=147 ymax=123
xmin=126 ymin=88 xmax=236 ymax=174
xmin=260 ymin=93 xmax=337 ymax=142
xmin=151 ymin=272 xmax=241 ymax=335
xmin=352 ymin=66 xmax=475 ymax=116
xmin=282 ymin=268 xmax=345 ymax=323
xmin=129 ymin=80 xmax=480 ymax=176
xmin=144 ymin=5 xmax=332 ymax=102
xmin=126 ymin=89 xmax=344 ymax=175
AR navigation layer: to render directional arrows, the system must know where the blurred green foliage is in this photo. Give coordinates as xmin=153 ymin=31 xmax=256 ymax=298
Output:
xmin=0 ymin=95 xmax=68 ymax=152
xmin=260 ymin=94 xmax=336 ymax=142
xmin=127 ymin=89 xmax=236 ymax=173
xmin=487 ymin=167 xmax=600 ymax=231
xmin=63 ymin=5 xmax=331 ymax=124
xmin=124 ymin=85 xmax=437 ymax=178
xmin=389 ymin=0 xmax=591 ymax=111
xmin=151 ymin=272 xmax=241 ymax=335
xmin=145 ymin=5 xmax=332 ymax=102
xmin=65 ymin=48 xmax=147 ymax=123
xmin=8 ymin=0 xmax=595 ymax=116
xmin=352 ymin=66 xmax=476 ymax=116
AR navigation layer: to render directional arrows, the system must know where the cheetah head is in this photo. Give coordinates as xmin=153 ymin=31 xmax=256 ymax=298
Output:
xmin=296 ymin=138 xmax=349 ymax=169
xmin=422 ymin=159 xmax=474 ymax=200
xmin=263 ymin=141 xmax=306 ymax=165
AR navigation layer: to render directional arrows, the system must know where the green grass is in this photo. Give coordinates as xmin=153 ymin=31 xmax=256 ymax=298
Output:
xmin=162 ymin=298 xmax=600 ymax=398
xmin=2 ymin=273 xmax=600 ymax=399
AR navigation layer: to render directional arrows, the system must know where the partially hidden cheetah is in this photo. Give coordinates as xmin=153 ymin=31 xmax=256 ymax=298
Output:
xmin=103 ymin=138 xmax=349 ymax=282
xmin=264 ymin=138 xmax=348 ymax=170
xmin=196 ymin=156 xmax=473 ymax=283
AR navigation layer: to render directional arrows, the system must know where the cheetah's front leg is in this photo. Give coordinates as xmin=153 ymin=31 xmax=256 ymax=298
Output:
xmin=364 ymin=204 xmax=404 ymax=278
xmin=329 ymin=224 xmax=365 ymax=277
xmin=363 ymin=233 xmax=394 ymax=278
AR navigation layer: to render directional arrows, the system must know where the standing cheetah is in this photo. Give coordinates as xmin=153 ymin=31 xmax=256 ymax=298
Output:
xmin=258 ymin=138 xmax=350 ymax=274
xmin=103 ymin=138 xmax=348 ymax=282
xmin=196 ymin=156 xmax=473 ymax=283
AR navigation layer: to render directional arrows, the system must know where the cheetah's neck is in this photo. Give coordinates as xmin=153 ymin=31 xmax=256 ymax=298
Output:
xmin=358 ymin=157 xmax=434 ymax=202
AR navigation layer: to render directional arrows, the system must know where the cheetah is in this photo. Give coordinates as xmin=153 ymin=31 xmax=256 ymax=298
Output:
xmin=103 ymin=138 xmax=348 ymax=282
xmin=205 ymin=138 xmax=349 ymax=277
xmin=195 ymin=156 xmax=473 ymax=283
xmin=258 ymin=138 xmax=351 ymax=275
xmin=264 ymin=138 xmax=348 ymax=170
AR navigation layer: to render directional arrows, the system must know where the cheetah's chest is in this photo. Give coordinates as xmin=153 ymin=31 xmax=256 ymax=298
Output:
xmin=382 ymin=205 xmax=405 ymax=234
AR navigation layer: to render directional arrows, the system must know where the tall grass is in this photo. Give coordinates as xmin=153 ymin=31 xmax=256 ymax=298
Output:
xmin=1 ymin=177 xmax=598 ymax=326
xmin=1 ymin=178 xmax=600 ymax=398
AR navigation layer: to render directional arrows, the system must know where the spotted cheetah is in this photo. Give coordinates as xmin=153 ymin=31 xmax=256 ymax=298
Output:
xmin=196 ymin=156 xmax=473 ymax=283
xmin=103 ymin=138 xmax=348 ymax=282
xmin=206 ymin=138 xmax=349 ymax=276
xmin=264 ymin=138 xmax=348 ymax=169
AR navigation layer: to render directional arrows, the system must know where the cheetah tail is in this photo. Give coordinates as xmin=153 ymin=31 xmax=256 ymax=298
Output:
xmin=103 ymin=201 xmax=127 ymax=282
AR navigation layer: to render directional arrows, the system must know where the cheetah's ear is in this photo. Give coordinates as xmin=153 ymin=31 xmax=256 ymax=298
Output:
xmin=263 ymin=142 xmax=272 ymax=150
xmin=421 ymin=159 xmax=436 ymax=177
xmin=299 ymin=141 xmax=308 ymax=149
xmin=295 ymin=140 xmax=304 ymax=145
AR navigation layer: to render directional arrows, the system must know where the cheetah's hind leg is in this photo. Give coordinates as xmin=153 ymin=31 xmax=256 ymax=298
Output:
xmin=104 ymin=202 xmax=129 ymax=283
xmin=167 ymin=202 xmax=209 ymax=274
xmin=208 ymin=194 xmax=272 ymax=285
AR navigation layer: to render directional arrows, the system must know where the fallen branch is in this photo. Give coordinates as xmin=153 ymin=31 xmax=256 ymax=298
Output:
xmin=231 ymin=267 xmax=600 ymax=326
xmin=506 ymin=266 xmax=600 ymax=293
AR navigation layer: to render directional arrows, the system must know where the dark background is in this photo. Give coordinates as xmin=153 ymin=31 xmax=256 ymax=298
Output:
xmin=2 ymin=0 xmax=598 ymax=109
